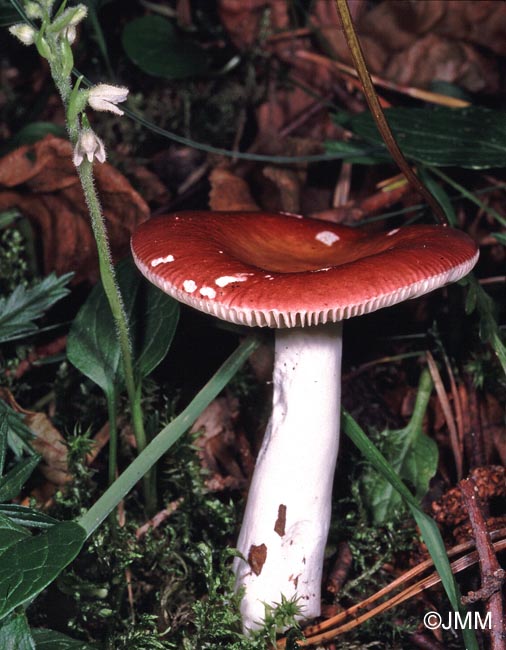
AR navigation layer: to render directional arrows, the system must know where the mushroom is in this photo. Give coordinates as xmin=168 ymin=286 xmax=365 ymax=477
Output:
xmin=130 ymin=211 xmax=478 ymax=631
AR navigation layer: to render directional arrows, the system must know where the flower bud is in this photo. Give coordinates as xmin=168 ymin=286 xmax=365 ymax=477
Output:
xmin=73 ymin=129 xmax=106 ymax=167
xmin=63 ymin=25 xmax=77 ymax=45
xmin=49 ymin=4 xmax=88 ymax=36
xmin=25 ymin=2 xmax=44 ymax=19
xmin=9 ymin=23 xmax=37 ymax=46
xmin=88 ymin=84 xmax=129 ymax=116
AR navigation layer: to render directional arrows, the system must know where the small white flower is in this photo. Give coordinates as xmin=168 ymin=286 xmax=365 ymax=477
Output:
xmin=9 ymin=23 xmax=37 ymax=46
xmin=25 ymin=2 xmax=44 ymax=19
xmin=88 ymin=84 xmax=129 ymax=116
xmin=73 ymin=129 xmax=106 ymax=167
xmin=68 ymin=5 xmax=88 ymax=25
xmin=62 ymin=24 xmax=77 ymax=45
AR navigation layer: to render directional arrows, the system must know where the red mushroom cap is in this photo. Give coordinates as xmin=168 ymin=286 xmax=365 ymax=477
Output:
xmin=131 ymin=211 xmax=479 ymax=328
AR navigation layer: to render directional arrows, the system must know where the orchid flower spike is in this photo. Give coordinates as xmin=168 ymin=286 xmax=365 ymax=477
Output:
xmin=73 ymin=129 xmax=106 ymax=167
xmin=88 ymin=84 xmax=129 ymax=116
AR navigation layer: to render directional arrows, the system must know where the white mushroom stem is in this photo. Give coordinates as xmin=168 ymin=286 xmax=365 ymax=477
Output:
xmin=233 ymin=322 xmax=343 ymax=632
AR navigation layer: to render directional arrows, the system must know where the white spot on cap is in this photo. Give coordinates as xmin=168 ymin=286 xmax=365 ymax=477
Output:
xmin=183 ymin=280 xmax=197 ymax=293
xmin=387 ymin=228 xmax=399 ymax=236
xmin=215 ymin=274 xmax=251 ymax=287
xmin=200 ymin=286 xmax=216 ymax=299
xmin=151 ymin=254 xmax=174 ymax=267
xmin=315 ymin=231 xmax=340 ymax=246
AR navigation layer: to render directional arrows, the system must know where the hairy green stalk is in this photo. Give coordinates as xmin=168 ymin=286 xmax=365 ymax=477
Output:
xmin=34 ymin=7 xmax=154 ymax=510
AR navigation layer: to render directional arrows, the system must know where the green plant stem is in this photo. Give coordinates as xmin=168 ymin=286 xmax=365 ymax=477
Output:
xmin=342 ymin=409 xmax=479 ymax=650
xmin=78 ymin=334 xmax=260 ymax=538
xmin=334 ymin=0 xmax=448 ymax=226
xmin=429 ymin=166 xmax=506 ymax=228
xmin=78 ymin=160 xmax=153 ymax=511
xmin=408 ymin=368 xmax=432 ymax=431
xmin=106 ymin=390 xmax=118 ymax=487
xmin=46 ymin=40 xmax=153 ymax=511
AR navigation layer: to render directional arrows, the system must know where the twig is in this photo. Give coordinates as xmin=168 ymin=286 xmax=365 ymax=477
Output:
xmin=325 ymin=541 xmax=353 ymax=594
xmin=333 ymin=0 xmax=448 ymax=225
xmin=460 ymin=478 xmax=505 ymax=650
xmin=426 ymin=352 xmax=463 ymax=480
xmin=276 ymin=529 xmax=506 ymax=648
xmin=293 ymin=50 xmax=470 ymax=109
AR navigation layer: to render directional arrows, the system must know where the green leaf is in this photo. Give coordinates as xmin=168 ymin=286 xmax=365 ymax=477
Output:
xmin=325 ymin=139 xmax=389 ymax=165
xmin=0 ymin=455 xmax=41 ymax=503
xmin=342 ymin=410 xmax=478 ymax=650
xmin=0 ymin=0 xmax=21 ymax=28
xmin=0 ymin=505 xmax=58 ymax=530
xmin=0 ymin=521 xmax=86 ymax=620
xmin=0 ymin=402 xmax=34 ymax=459
xmin=0 ymin=611 xmax=35 ymax=650
xmin=78 ymin=335 xmax=259 ymax=538
xmin=493 ymin=232 xmax=506 ymax=245
xmin=122 ymin=15 xmax=209 ymax=79
xmin=32 ymin=628 xmax=96 ymax=649
xmin=0 ymin=418 xmax=7 ymax=475
xmin=0 ymin=273 xmax=72 ymax=344
xmin=362 ymin=370 xmax=438 ymax=524
xmin=464 ymin=275 xmax=506 ymax=375
xmin=7 ymin=123 xmax=66 ymax=150
xmin=67 ymin=258 xmax=179 ymax=395
xmin=418 ymin=168 xmax=457 ymax=227
xmin=345 ymin=106 xmax=506 ymax=169
xmin=0 ymin=512 xmax=30 ymax=555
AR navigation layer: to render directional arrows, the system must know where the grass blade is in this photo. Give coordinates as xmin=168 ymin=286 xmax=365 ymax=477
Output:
xmin=342 ymin=410 xmax=478 ymax=650
xmin=78 ymin=335 xmax=260 ymax=538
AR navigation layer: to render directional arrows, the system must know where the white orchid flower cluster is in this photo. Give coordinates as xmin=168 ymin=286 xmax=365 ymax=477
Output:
xmin=9 ymin=1 xmax=129 ymax=168
xmin=72 ymin=85 xmax=129 ymax=166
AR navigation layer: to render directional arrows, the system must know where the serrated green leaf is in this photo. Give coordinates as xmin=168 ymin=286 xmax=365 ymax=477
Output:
xmin=32 ymin=628 xmax=96 ymax=649
xmin=362 ymin=370 xmax=438 ymax=523
xmin=0 ymin=505 xmax=58 ymax=530
xmin=67 ymin=258 xmax=179 ymax=394
xmin=345 ymin=106 xmax=506 ymax=169
xmin=0 ymin=611 xmax=35 ymax=650
xmin=0 ymin=521 xmax=86 ymax=620
xmin=0 ymin=454 xmax=41 ymax=503
xmin=0 ymin=402 xmax=34 ymax=458
xmin=122 ymin=15 xmax=209 ymax=79
xmin=0 ymin=273 xmax=72 ymax=344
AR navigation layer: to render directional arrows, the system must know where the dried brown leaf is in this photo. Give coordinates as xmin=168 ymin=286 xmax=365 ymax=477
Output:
xmin=0 ymin=135 xmax=149 ymax=283
xmin=0 ymin=389 xmax=70 ymax=486
xmin=190 ymin=395 xmax=247 ymax=490
xmin=217 ymin=0 xmax=272 ymax=50
xmin=209 ymin=167 xmax=259 ymax=211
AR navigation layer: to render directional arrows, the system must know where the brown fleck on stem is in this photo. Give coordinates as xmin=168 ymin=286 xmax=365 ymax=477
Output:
xmin=333 ymin=0 xmax=448 ymax=226
xmin=460 ymin=477 xmax=505 ymax=650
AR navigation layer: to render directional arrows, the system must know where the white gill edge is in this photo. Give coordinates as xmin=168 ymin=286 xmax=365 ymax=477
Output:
xmin=134 ymin=250 xmax=478 ymax=329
